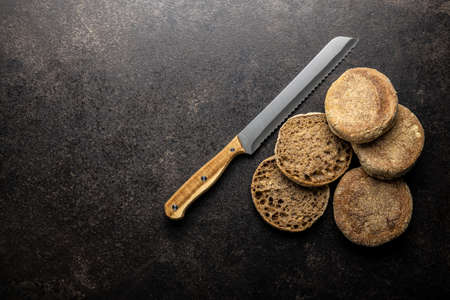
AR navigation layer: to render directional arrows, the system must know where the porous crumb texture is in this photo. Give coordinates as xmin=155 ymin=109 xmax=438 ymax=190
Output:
xmin=275 ymin=113 xmax=352 ymax=187
xmin=333 ymin=167 xmax=413 ymax=247
xmin=251 ymin=156 xmax=330 ymax=232
xmin=352 ymin=104 xmax=425 ymax=180
xmin=325 ymin=68 xmax=398 ymax=143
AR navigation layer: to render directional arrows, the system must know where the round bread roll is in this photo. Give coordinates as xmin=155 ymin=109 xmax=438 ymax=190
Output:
xmin=275 ymin=113 xmax=352 ymax=187
xmin=325 ymin=68 xmax=398 ymax=143
xmin=352 ymin=104 xmax=424 ymax=180
xmin=333 ymin=167 xmax=413 ymax=247
xmin=251 ymin=156 xmax=330 ymax=232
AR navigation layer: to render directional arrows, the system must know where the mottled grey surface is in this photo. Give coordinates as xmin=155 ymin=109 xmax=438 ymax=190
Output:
xmin=1 ymin=0 xmax=449 ymax=299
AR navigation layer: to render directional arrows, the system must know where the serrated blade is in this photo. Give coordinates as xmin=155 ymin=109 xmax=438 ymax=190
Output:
xmin=238 ymin=36 xmax=358 ymax=154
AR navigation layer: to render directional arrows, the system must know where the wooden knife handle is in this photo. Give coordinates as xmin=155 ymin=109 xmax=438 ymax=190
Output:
xmin=164 ymin=136 xmax=246 ymax=220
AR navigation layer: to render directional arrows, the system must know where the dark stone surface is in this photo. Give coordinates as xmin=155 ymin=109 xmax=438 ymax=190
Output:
xmin=1 ymin=0 xmax=449 ymax=299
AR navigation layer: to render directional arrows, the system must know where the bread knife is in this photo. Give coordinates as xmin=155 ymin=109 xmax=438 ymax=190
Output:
xmin=164 ymin=36 xmax=358 ymax=220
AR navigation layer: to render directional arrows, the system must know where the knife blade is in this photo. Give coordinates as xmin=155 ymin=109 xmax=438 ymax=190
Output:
xmin=164 ymin=36 xmax=358 ymax=220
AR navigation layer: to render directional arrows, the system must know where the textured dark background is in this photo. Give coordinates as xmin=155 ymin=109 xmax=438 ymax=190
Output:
xmin=1 ymin=0 xmax=449 ymax=299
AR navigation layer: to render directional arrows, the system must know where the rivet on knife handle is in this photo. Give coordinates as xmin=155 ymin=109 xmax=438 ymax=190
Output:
xmin=164 ymin=136 xmax=246 ymax=220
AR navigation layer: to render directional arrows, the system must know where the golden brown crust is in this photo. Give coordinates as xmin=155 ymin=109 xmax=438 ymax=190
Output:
xmin=333 ymin=167 xmax=413 ymax=247
xmin=275 ymin=113 xmax=352 ymax=187
xmin=251 ymin=156 xmax=330 ymax=232
xmin=325 ymin=68 xmax=398 ymax=143
xmin=352 ymin=104 xmax=425 ymax=180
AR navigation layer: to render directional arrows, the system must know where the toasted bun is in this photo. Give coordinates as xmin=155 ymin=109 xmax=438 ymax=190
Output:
xmin=333 ymin=167 xmax=413 ymax=247
xmin=275 ymin=113 xmax=352 ymax=187
xmin=325 ymin=68 xmax=398 ymax=143
xmin=352 ymin=104 xmax=425 ymax=179
xmin=251 ymin=156 xmax=330 ymax=232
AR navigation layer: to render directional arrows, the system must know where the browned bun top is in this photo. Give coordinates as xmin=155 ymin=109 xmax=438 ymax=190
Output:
xmin=325 ymin=68 xmax=398 ymax=143
xmin=275 ymin=113 xmax=352 ymax=187
xmin=333 ymin=167 xmax=413 ymax=247
xmin=352 ymin=104 xmax=425 ymax=179
xmin=251 ymin=156 xmax=329 ymax=232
